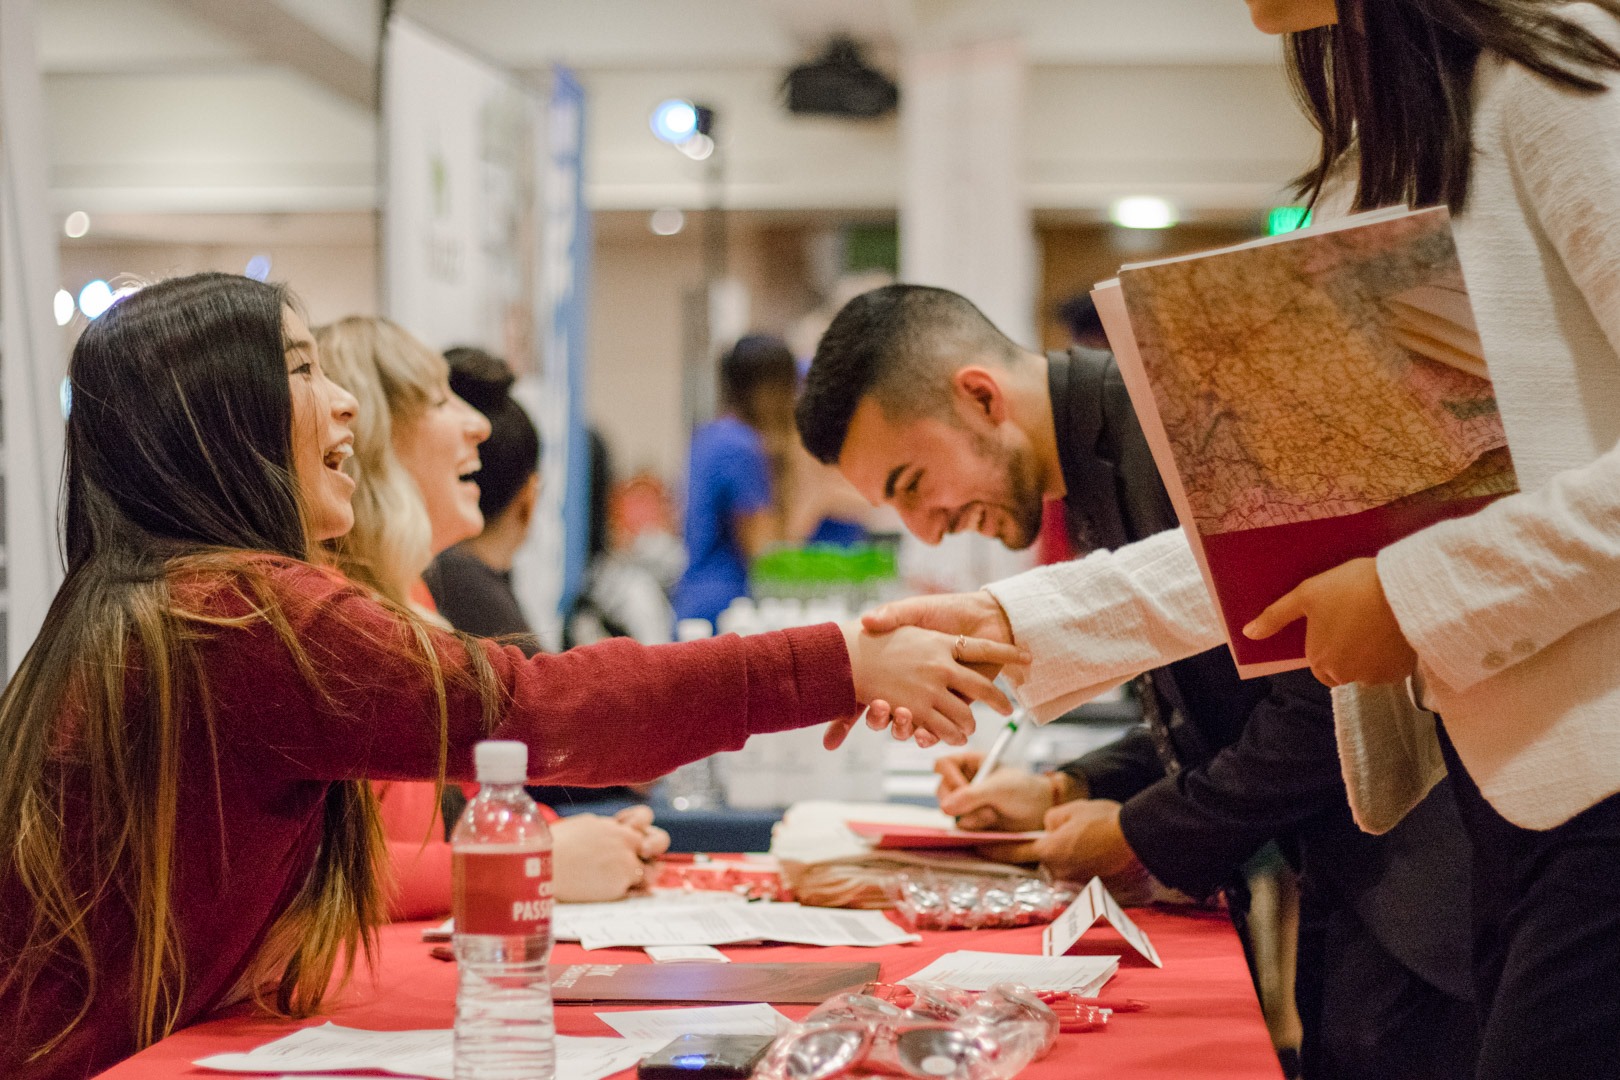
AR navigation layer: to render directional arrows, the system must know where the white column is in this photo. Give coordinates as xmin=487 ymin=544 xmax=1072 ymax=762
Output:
xmin=897 ymin=35 xmax=1037 ymax=591
xmin=0 ymin=0 xmax=68 ymax=673
xmin=901 ymin=36 xmax=1036 ymax=344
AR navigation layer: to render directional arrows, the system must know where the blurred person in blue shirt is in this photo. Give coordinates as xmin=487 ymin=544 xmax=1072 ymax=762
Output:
xmin=673 ymin=335 xmax=799 ymax=625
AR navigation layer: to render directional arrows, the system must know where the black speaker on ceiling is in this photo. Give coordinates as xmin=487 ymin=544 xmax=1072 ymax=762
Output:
xmin=782 ymin=37 xmax=899 ymax=120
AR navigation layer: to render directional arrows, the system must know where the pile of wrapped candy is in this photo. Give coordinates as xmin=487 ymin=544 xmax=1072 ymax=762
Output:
xmin=890 ymin=873 xmax=1077 ymax=932
xmin=754 ymin=982 xmax=1084 ymax=1080
xmin=650 ymin=854 xmax=792 ymax=901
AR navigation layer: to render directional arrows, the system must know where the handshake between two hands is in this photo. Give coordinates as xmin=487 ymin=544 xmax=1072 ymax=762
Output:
xmin=820 ymin=588 xmax=1139 ymax=884
xmin=824 ymin=589 xmax=1027 ymax=752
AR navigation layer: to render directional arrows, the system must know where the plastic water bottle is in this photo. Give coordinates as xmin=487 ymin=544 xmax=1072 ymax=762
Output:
xmin=452 ymin=741 xmax=555 ymax=1080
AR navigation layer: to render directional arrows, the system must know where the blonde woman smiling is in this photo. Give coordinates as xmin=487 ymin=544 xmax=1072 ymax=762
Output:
xmin=316 ymin=316 xmax=670 ymax=911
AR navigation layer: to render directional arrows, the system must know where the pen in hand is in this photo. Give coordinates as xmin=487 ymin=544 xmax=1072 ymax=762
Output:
xmin=967 ymin=716 xmax=1021 ymax=789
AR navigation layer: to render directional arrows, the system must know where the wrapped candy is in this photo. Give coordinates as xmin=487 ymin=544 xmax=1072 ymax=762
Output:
xmin=890 ymin=873 xmax=1077 ymax=932
xmin=755 ymin=983 xmax=1080 ymax=1080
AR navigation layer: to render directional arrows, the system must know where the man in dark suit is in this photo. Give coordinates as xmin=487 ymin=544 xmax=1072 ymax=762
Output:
xmin=796 ymin=283 xmax=1476 ymax=1080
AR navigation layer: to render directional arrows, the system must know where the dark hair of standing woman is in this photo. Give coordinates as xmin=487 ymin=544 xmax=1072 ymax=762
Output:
xmin=0 ymin=273 xmax=493 ymax=1061
xmin=1289 ymin=0 xmax=1620 ymax=211
xmin=719 ymin=334 xmax=798 ymax=428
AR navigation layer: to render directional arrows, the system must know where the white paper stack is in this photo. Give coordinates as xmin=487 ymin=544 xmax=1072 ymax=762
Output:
xmin=566 ymin=901 xmax=919 ymax=951
xmin=194 ymin=1023 xmax=661 ymax=1080
xmin=902 ymin=951 xmax=1120 ymax=995
xmin=422 ymin=890 xmax=750 ymax=944
xmin=596 ymin=1003 xmax=792 ymax=1040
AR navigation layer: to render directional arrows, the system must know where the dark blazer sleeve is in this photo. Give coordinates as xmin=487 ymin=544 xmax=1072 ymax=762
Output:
xmin=1063 ymin=726 xmax=1166 ymax=803
xmin=1117 ymin=670 xmax=1344 ymax=898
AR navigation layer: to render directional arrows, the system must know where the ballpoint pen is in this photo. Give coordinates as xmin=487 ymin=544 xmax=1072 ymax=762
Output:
xmin=967 ymin=714 xmax=1021 ymax=788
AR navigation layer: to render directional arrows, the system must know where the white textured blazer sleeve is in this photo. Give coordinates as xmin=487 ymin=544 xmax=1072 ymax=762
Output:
xmin=984 ymin=528 xmax=1226 ymax=721
xmin=1376 ymin=21 xmax=1620 ymax=694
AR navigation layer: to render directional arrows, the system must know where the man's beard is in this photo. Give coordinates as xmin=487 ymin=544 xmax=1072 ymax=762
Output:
xmin=976 ymin=432 xmax=1045 ymax=551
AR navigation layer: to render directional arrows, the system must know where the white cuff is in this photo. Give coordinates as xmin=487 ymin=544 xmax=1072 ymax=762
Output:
xmin=985 ymin=529 xmax=1225 ymax=719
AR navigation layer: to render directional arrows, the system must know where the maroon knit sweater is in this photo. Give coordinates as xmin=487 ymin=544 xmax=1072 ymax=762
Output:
xmin=0 ymin=558 xmax=857 ymax=1079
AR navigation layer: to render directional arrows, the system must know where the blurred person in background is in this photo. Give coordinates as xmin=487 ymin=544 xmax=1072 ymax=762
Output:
xmin=1053 ymin=293 xmax=1111 ymax=352
xmin=567 ymin=429 xmax=678 ymax=647
xmin=612 ymin=470 xmax=687 ymax=591
xmin=317 ymin=319 xmax=670 ymax=913
xmin=673 ymin=334 xmax=801 ymax=625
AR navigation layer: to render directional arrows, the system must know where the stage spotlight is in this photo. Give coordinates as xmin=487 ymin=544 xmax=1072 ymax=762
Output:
xmin=1110 ymin=197 xmax=1178 ymax=230
xmin=650 ymin=98 xmax=698 ymax=144
xmin=63 ymin=211 xmax=90 ymax=239
xmin=54 ymin=289 xmax=75 ymax=326
xmin=245 ymin=254 xmax=273 ymax=281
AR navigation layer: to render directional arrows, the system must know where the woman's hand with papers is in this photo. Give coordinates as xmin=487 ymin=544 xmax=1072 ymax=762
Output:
xmin=1243 ymin=557 xmax=1417 ymax=687
xmin=977 ymin=799 xmax=1137 ymax=882
xmin=935 ymin=752 xmax=1056 ymax=831
xmin=552 ymin=809 xmax=669 ymax=903
xmin=835 ymin=623 xmax=1029 ymax=750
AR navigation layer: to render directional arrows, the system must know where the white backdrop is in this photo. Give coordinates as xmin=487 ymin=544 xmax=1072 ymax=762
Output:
xmin=1 ymin=0 xmax=67 ymax=674
xmin=897 ymin=36 xmax=1038 ymax=592
xmin=383 ymin=17 xmax=588 ymax=643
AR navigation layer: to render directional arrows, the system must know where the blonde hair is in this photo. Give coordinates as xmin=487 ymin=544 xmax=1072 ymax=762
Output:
xmin=315 ymin=317 xmax=445 ymax=606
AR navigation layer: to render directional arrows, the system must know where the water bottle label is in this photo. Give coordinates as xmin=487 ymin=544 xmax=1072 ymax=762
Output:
xmin=452 ymin=850 xmax=553 ymax=936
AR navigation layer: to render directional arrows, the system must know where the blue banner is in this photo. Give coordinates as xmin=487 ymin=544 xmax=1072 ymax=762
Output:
xmin=543 ymin=66 xmax=591 ymax=615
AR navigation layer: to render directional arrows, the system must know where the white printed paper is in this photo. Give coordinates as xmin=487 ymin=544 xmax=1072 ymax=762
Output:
xmin=1042 ymin=877 xmax=1163 ymax=967
xmin=903 ymin=951 xmax=1120 ymax=995
xmin=645 ymin=945 xmax=730 ymax=963
xmin=555 ymin=892 xmax=749 ymax=942
xmin=196 ymin=1023 xmax=660 ymax=1080
xmin=427 ymin=892 xmax=752 ymax=944
xmin=597 ymin=1003 xmax=792 ymax=1040
xmin=569 ymin=902 xmax=919 ymax=951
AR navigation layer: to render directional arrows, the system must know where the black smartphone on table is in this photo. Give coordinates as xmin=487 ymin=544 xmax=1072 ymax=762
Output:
xmin=637 ymin=1033 xmax=776 ymax=1079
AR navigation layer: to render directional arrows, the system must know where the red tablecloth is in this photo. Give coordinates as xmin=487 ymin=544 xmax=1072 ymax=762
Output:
xmin=100 ymin=907 xmax=1282 ymax=1079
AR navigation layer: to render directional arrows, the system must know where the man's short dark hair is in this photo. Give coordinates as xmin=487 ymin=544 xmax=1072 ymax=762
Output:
xmin=796 ymin=284 xmax=1023 ymax=464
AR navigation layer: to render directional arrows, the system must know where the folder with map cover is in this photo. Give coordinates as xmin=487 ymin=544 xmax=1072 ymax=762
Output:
xmin=1093 ymin=207 xmax=1518 ymax=676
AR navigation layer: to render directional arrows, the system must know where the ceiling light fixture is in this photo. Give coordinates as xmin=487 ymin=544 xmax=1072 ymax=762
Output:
xmin=650 ymin=98 xmax=698 ymax=145
xmin=1110 ymin=196 xmax=1178 ymax=231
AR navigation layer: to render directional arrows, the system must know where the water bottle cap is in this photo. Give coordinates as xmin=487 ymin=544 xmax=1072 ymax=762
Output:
xmin=474 ymin=740 xmax=528 ymax=784
xmin=675 ymin=618 xmax=714 ymax=642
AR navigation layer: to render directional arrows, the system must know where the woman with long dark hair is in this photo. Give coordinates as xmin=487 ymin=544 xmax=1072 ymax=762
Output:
xmin=0 ymin=273 xmax=1024 ymax=1079
xmin=859 ymin=1 xmax=1620 ymax=1075
xmin=1236 ymin=2 xmax=1620 ymax=1076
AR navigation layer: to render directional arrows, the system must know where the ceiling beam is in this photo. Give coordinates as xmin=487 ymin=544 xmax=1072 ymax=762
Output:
xmin=162 ymin=0 xmax=376 ymax=110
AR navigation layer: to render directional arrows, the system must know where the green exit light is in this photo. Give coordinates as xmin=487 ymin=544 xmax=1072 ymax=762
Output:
xmin=1267 ymin=207 xmax=1312 ymax=235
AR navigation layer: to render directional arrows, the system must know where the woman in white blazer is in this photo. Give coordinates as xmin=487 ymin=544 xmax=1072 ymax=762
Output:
xmin=866 ymin=2 xmax=1620 ymax=1076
